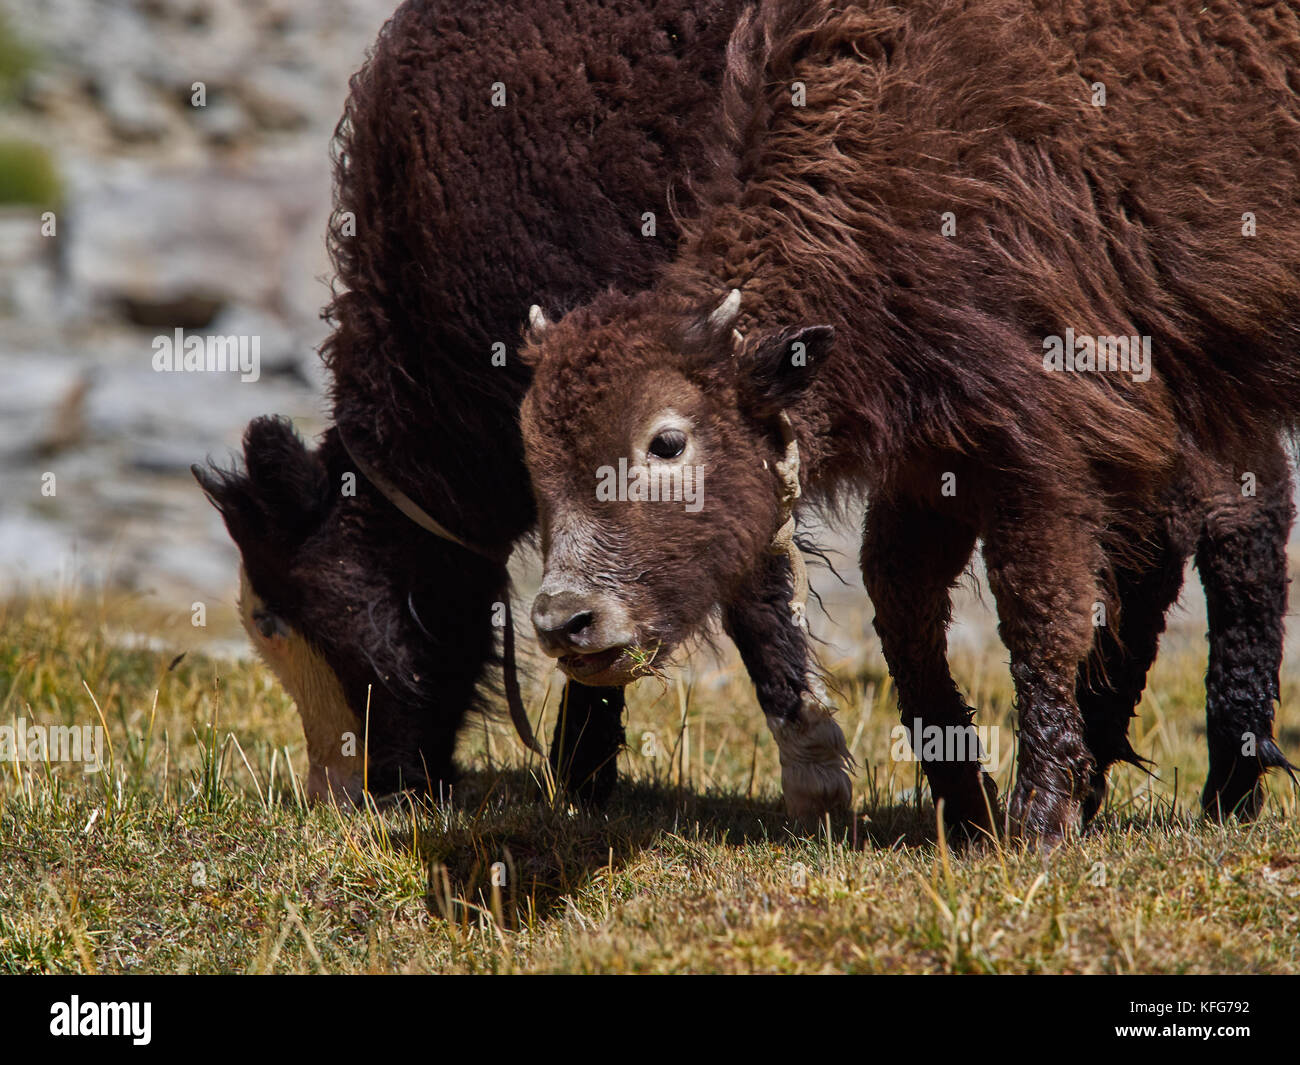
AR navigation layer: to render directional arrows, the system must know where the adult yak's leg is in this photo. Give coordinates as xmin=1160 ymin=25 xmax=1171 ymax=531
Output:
xmin=861 ymin=500 xmax=996 ymax=836
xmin=983 ymin=485 xmax=1102 ymax=843
xmin=549 ymin=682 xmax=626 ymax=806
xmin=1198 ymin=440 xmax=1296 ymax=820
xmin=1076 ymin=524 xmax=1189 ymax=823
xmin=724 ymin=551 xmax=853 ymax=823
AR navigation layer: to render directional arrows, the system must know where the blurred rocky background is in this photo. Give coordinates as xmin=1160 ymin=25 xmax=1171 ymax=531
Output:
xmin=0 ymin=0 xmax=398 ymax=633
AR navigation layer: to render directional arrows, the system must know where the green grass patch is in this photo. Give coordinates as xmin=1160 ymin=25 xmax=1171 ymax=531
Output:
xmin=0 ymin=139 xmax=60 ymax=208
xmin=1 ymin=593 xmax=1296 ymax=973
xmin=0 ymin=13 xmax=34 ymax=104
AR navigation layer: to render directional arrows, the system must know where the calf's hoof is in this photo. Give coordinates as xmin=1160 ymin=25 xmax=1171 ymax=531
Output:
xmin=767 ymin=705 xmax=854 ymax=826
xmin=781 ymin=758 xmax=853 ymax=825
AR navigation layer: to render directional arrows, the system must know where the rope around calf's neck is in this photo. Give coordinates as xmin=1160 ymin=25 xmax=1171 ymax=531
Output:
xmin=768 ymin=411 xmax=809 ymax=630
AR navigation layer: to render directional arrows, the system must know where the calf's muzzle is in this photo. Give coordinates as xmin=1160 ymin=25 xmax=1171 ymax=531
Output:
xmin=531 ymin=583 xmax=637 ymax=684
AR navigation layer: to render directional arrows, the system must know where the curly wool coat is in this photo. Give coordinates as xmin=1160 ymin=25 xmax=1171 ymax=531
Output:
xmin=196 ymin=0 xmax=746 ymax=798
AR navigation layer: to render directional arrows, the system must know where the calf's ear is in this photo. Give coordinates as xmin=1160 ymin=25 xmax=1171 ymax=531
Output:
xmin=742 ymin=324 xmax=835 ymax=414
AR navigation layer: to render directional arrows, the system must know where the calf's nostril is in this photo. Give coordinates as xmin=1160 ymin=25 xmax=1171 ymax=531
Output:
xmin=531 ymin=589 xmax=606 ymax=652
xmin=532 ymin=592 xmax=589 ymax=638
xmin=564 ymin=610 xmax=595 ymax=637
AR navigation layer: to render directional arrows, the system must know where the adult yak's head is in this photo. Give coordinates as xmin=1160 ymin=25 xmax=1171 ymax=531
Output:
xmin=520 ymin=289 xmax=833 ymax=686
xmin=193 ymin=416 xmax=499 ymax=802
xmin=193 ymin=417 xmax=361 ymax=801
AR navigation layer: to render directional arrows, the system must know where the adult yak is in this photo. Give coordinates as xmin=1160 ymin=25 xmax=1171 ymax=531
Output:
xmin=195 ymin=0 xmax=744 ymax=801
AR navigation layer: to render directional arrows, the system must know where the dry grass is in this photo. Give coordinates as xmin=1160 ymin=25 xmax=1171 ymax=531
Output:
xmin=1 ymin=589 xmax=1297 ymax=974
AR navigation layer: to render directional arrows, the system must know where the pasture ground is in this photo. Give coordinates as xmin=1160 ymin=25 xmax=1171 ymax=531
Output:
xmin=1 ymin=590 xmax=1297 ymax=975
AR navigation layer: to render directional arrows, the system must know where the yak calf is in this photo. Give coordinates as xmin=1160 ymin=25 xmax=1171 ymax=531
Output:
xmin=520 ymin=0 xmax=1300 ymax=840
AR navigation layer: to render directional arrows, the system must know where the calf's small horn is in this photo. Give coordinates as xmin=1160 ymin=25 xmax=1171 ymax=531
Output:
xmin=528 ymin=305 xmax=550 ymax=334
xmin=708 ymin=288 xmax=742 ymax=332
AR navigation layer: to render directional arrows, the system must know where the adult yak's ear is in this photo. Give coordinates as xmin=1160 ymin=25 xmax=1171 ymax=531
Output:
xmin=192 ymin=415 xmax=331 ymax=555
xmin=742 ymin=323 xmax=835 ymax=415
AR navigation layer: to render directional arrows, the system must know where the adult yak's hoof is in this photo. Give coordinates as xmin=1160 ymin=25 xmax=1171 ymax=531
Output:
xmin=1203 ymin=738 xmax=1297 ymax=822
xmin=306 ymin=763 xmax=365 ymax=806
xmin=934 ymin=767 xmax=1000 ymax=841
xmin=1008 ymin=780 xmax=1082 ymax=847
xmin=1202 ymin=762 xmax=1265 ymax=822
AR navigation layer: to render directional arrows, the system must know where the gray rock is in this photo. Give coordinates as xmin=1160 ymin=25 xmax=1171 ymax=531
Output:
xmin=0 ymin=0 xmax=398 ymax=609
xmin=191 ymin=96 xmax=249 ymax=144
xmin=240 ymin=67 xmax=317 ymax=131
xmin=206 ymin=305 xmax=303 ymax=377
xmin=64 ymin=165 xmax=289 ymax=316
xmin=0 ymin=209 xmax=59 ymax=321
xmin=0 ymin=353 xmax=85 ymax=459
xmin=102 ymin=74 xmax=174 ymax=142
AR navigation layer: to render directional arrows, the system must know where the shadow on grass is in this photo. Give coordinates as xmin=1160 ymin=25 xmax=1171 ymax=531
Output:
xmin=413 ymin=768 xmax=945 ymax=927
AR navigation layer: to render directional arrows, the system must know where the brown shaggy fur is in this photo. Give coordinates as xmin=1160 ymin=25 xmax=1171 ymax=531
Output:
xmin=521 ymin=0 xmax=1300 ymax=840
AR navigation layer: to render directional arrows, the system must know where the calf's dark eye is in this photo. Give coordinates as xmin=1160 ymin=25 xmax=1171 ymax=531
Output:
xmin=649 ymin=429 xmax=687 ymax=459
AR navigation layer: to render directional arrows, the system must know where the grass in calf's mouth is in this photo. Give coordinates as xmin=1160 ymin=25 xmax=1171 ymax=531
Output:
xmin=0 ymin=592 xmax=1297 ymax=973
xmin=559 ymin=642 xmax=664 ymax=684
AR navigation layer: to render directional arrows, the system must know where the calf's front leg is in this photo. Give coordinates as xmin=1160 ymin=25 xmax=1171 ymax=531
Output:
xmin=724 ymin=552 xmax=853 ymax=823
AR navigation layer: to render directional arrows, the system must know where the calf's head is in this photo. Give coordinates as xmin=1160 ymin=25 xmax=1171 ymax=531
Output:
xmin=520 ymin=290 xmax=833 ymax=685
